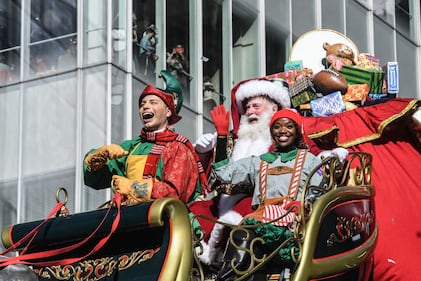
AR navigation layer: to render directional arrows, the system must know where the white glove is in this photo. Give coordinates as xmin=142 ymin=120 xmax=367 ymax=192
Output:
xmin=194 ymin=132 xmax=217 ymax=153
xmin=317 ymin=147 xmax=349 ymax=162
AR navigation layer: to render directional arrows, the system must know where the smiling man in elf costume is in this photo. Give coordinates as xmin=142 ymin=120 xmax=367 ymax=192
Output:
xmin=83 ymin=70 xmax=209 ymax=205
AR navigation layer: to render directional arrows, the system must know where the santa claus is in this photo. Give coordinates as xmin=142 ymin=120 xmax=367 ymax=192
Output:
xmin=191 ymin=77 xmax=347 ymax=266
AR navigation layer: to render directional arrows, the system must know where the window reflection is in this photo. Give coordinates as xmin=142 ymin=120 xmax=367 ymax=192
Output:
xmin=203 ymin=0 xmax=223 ymax=117
xmin=0 ymin=53 xmax=10 ymax=82
xmin=112 ymin=0 xmax=127 ymax=68
xmin=232 ymin=1 xmax=259 ymax=81
xmin=133 ymin=0 xmax=157 ymax=83
xmin=0 ymin=0 xmax=21 ymax=84
xmin=265 ymin=0 xmax=289 ymax=74
xmin=29 ymin=0 xmax=77 ymax=76
xmin=166 ymin=0 xmax=190 ymax=103
xmin=395 ymin=0 xmax=412 ymax=39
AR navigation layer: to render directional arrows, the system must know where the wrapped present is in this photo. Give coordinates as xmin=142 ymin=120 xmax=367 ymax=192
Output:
xmin=290 ymin=76 xmax=315 ymax=96
xmin=289 ymin=77 xmax=318 ymax=107
xmin=310 ymin=91 xmax=346 ymax=117
xmin=340 ymin=65 xmax=384 ymax=94
xmin=284 ymin=60 xmax=303 ymax=71
xmin=291 ymin=91 xmax=319 ymax=108
xmin=356 ymin=53 xmax=381 ymax=70
xmin=387 ymin=62 xmax=399 ymax=94
xmin=343 ymin=84 xmax=370 ymax=104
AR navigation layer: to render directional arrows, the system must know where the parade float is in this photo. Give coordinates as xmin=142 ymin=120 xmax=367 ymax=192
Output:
xmin=1 ymin=29 xmax=420 ymax=281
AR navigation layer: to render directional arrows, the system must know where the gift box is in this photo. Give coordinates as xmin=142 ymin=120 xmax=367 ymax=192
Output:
xmin=284 ymin=60 xmax=303 ymax=71
xmin=343 ymin=84 xmax=370 ymax=104
xmin=356 ymin=53 xmax=381 ymax=70
xmin=290 ymin=76 xmax=315 ymax=96
xmin=291 ymin=91 xmax=319 ymax=108
xmin=340 ymin=65 xmax=384 ymax=94
xmin=387 ymin=62 xmax=399 ymax=94
xmin=289 ymin=77 xmax=318 ymax=107
xmin=310 ymin=91 xmax=346 ymax=117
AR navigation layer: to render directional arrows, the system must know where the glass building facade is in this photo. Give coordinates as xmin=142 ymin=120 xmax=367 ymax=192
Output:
xmin=0 ymin=0 xmax=420 ymax=251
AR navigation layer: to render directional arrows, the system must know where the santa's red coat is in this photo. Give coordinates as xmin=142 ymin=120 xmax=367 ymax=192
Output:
xmin=190 ymin=98 xmax=421 ymax=280
xmin=303 ymin=98 xmax=421 ymax=281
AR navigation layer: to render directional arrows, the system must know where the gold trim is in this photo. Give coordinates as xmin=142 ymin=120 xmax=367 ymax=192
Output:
xmin=33 ymin=249 xmax=160 ymax=280
xmin=1 ymin=225 xmax=11 ymax=249
xmin=2 ymin=198 xmax=193 ymax=281
xmin=292 ymin=185 xmax=378 ymax=281
xmin=308 ymin=99 xmax=420 ymax=148
xmin=307 ymin=126 xmax=339 ymax=140
xmin=192 ymin=152 xmax=377 ymax=280
xmin=148 ymin=197 xmax=193 ymax=281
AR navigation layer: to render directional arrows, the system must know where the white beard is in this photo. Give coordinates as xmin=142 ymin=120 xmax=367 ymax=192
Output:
xmin=231 ymin=110 xmax=273 ymax=161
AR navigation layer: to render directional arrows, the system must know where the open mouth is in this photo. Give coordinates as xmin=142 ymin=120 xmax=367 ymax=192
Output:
xmin=248 ymin=116 xmax=259 ymax=123
xmin=142 ymin=112 xmax=154 ymax=121
xmin=276 ymin=135 xmax=290 ymax=142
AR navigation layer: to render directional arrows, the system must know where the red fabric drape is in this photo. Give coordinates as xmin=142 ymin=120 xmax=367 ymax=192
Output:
xmin=304 ymin=98 xmax=421 ymax=281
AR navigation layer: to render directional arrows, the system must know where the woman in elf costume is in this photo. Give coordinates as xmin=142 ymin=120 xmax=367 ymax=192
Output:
xmin=83 ymin=70 xmax=209 ymax=205
xmin=212 ymin=109 xmax=323 ymax=280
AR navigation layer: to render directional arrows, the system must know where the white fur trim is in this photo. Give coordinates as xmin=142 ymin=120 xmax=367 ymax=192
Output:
xmin=197 ymin=240 xmax=212 ymax=264
xmin=198 ymin=210 xmax=244 ymax=264
xmin=235 ymin=79 xmax=291 ymax=114
xmin=218 ymin=210 xmax=244 ymax=225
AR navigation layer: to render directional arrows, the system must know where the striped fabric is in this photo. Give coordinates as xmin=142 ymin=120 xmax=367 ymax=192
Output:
xmin=259 ymin=161 xmax=269 ymax=204
xmin=262 ymin=204 xmax=296 ymax=226
xmin=259 ymin=149 xmax=307 ymax=226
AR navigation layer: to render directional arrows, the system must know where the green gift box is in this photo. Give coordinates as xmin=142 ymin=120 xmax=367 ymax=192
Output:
xmin=291 ymin=91 xmax=319 ymax=108
xmin=340 ymin=65 xmax=384 ymax=94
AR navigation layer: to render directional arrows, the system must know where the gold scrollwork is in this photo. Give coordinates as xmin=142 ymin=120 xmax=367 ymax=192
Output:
xmin=33 ymin=248 xmax=160 ymax=281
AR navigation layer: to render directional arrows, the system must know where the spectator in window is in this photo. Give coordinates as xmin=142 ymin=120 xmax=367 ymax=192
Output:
xmin=167 ymin=44 xmax=191 ymax=89
xmin=138 ymin=24 xmax=157 ymax=79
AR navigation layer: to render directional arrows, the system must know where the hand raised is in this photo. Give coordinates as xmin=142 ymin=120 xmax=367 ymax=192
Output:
xmin=210 ymin=105 xmax=230 ymax=136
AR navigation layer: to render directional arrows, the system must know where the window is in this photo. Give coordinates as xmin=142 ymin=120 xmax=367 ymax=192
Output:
xmin=232 ymin=0 xmax=260 ymax=81
xmin=83 ymin=0 xmax=107 ymax=65
xmin=396 ymin=33 xmax=417 ymax=97
xmin=166 ymin=0 xmax=191 ymax=104
xmin=322 ymin=0 xmax=345 ymax=32
xmin=374 ymin=16 xmax=395 ymax=63
xmin=346 ymin=0 xmax=369 ymax=53
xmin=0 ymin=0 xmax=21 ymax=85
xmin=133 ymin=0 xmax=157 ymax=83
xmin=203 ymin=0 xmax=223 ymax=118
xmin=29 ymin=0 xmax=77 ymax=77
xmin=112 ymin=0 xmax=128 ymax=68
xmin=265 ymin=0 xmax=290 ymax=74
xmin=395 ymin=0 xmax=413 ymax=40
xmin=292 ymin=0 xmax=316 ymax=41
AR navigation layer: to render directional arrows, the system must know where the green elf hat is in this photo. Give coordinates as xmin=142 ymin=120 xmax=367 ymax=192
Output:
xmin=159 ymin=70 xmax=184 ymax=113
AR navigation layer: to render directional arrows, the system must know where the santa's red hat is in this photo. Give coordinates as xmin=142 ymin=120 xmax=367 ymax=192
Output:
xmin=230 ymin=77 xmax=291 ymax=135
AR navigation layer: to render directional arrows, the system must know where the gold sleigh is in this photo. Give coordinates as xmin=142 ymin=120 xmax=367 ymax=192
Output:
xmin=192 ymin=151 xmax=377 ymax=281
xmin=1 ymin=152 xmax=376 ymax=281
